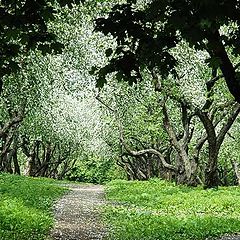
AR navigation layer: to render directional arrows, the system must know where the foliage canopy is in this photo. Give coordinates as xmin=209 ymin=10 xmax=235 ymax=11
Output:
xmin=0 ymin=0 xmax=83 ymax=92
xmin=94 ymin=0 xmax=240 ymax=102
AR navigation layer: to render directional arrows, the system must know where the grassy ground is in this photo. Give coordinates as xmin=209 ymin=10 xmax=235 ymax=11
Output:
xmin=0 ymin=173 xmax=67 ymax=240
xmin=105 ymin=179 xmax=240 ymax=240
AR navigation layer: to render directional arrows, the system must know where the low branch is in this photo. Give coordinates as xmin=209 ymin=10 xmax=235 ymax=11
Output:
xmin=0 ymin=113 xmax=23 ymax=138
xmin=122 ymin=144 xmax=176 ymax=171
xmin=205 ymin=62 xmax=240 ymax=92
xmin=96 ymin=93 xmax=115 ymax=112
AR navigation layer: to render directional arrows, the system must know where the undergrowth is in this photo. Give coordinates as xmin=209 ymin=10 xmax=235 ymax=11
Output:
xmin=0 ymin=173 xmax=66 ymax=240
xmin=105 ymin=179 xmax=240 ymax=240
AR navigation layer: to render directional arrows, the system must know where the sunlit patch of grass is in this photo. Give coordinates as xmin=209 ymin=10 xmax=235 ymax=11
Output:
xmin=0 ymin=173 xmax=66 ymax=240
xmin=105 ymin=179 xmax=240 ymax=240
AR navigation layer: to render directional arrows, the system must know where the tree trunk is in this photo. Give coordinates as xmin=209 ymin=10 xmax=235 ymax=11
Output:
xmin=208 ymin=31 xmax=240 ymax=104
xmin=12 ymin=148 xmax=20 ymax=175
xmin=204 ymin=150 xmax=219 ymax=188
xmin=197 ymin=111 xmax=219 ymax=188
xmin=198 ymin=103 xmax=240 ymax=188
xmin=231 ymin=160 xmax=240 ymax=185
xmin=162 ymin=103 xmax=198 ymax=186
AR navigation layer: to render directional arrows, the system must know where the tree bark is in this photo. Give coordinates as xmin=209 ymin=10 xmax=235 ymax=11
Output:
xmin=198 ymin=103 xmax=240 ymax=188
xmin=207 ymin=31 xmax=240 ymax=103
xmin=162 ymin=102 xmax=198 ymax=185
xmin=231 ymin=160 xmax=240 ymax=186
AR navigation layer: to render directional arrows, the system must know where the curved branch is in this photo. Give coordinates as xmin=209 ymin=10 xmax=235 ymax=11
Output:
xmin=0 ymin=113 xmax=23 ymax=138
xmin=122 ymin=143 xmax=176 ymax=171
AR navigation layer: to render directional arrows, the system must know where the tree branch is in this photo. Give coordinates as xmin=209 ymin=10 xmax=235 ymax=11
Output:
xmin=216 ymin=103 xmax=240 ymax=149
xmin=0 ymin=112 xmax=23 ymax=138
xmin=122 ymin=143 xmax=176 ymax=171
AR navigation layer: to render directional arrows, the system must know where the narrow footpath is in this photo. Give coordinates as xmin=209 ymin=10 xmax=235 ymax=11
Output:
xmin=218 ymin=235 xmax=240 ymax=240
xmin=49 ymin=184 xmax=107 ymax=240
xmin=48 ymin=184 xmax=240 ymax=240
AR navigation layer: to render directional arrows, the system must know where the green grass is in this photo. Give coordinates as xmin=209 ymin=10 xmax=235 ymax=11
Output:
xmin=105 ymin=179 xmax=240 ymax=240
xmin=0 ymin=173 xmax=67 ymax=240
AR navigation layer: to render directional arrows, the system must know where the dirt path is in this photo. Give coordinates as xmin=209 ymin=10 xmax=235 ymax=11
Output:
xmin=49 ymin=184 xmax=107 ymax=240
xmin=48 ymin=184 xmax=240 ymax=240
xmin=217 ymin=235 xmax=240 ymax=240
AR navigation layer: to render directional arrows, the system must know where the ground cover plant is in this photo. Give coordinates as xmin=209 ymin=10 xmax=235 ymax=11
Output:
xmin=0 ymin=173 xmax=66 ymax=240
xmin=105 ymin=179 xmax=240 ymax=240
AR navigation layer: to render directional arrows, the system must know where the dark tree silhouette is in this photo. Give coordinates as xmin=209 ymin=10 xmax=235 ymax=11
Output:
xmin=0 ymin=0 xmax=83 ymax=92
xmin=94 ymin=0 xmax=240 ymax=103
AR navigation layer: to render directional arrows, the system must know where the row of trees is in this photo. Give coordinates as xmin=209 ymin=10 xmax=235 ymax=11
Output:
xmin=96 ymin=70 xmax=240 ymax=188
xmin=1 ymin=0 xmax=240 ymax=188
xmin=0 ymin=1 xmax=114 ymax=180
xmin=92 ymin=0 xmax=240 ymax=188
xmin=0 ymin=52 xmax=81 ymax=178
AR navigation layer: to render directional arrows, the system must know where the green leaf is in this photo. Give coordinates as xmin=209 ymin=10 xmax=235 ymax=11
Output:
xmin=89 ymin=66 xmax=97 ymax=75
xmin=205 ymin=57 xmax=222 ymax=69
xmin=105 ymin=48 xmax=113 ymax=57
xmin=96 ymin=77 xmax=107 ymax=88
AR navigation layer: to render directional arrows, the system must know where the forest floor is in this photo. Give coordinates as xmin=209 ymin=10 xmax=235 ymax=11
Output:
xmin=49 ymin=184 xmax=107 ymax=240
